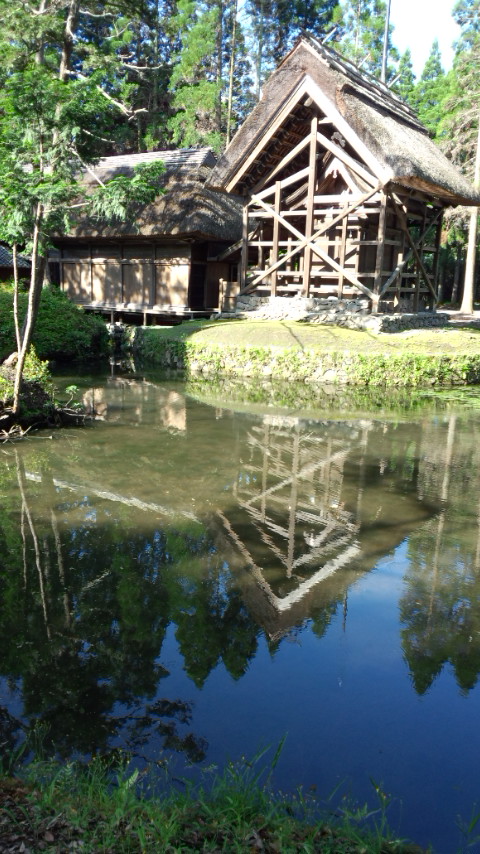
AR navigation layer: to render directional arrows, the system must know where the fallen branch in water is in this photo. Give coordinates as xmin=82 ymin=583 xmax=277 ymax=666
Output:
xmin=0 ymin=423 xmax=32 ymax=443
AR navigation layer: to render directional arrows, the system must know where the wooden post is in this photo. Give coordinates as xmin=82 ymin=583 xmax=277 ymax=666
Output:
xmin=432 ymin=209 xmax=443 ymax=307
xmin=240 ymin=198 xmax=249 ymax=291
xmin=271 ymin=181 xmax=281 ymax=295
xmin=89 ymin=243 xmax=93 ymax=302
xmin=337 ymin=206 xmax=348 ymax=298
xmin=372 ymin=192 xmax=387 ymax=313
xmin=302 ymin=117 xmax=318 ymax=296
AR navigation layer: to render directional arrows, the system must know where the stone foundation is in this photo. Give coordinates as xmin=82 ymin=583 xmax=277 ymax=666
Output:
xmin=228 ymin=295 xmax=449 ymax=333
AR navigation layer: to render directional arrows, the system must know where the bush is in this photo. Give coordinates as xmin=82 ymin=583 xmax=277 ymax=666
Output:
xmin=0 ymin=284 xmax=109 ymax=362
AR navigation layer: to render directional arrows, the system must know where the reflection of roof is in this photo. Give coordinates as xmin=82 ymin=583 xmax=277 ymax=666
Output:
xmin=0 ymin=245 xmax=30 ymax=268
xmin=209 ymin=35 xmax=479 ymax=206
xmin=72 ymin=147 xmax=243 ymax=243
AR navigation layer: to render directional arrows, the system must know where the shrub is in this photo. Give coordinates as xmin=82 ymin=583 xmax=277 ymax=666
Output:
xmin=0 ymin=284 xmax=109 ymax=362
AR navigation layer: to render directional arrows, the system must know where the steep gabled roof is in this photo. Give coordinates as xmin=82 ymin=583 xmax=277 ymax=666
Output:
xmin=208 ymin=36 xmax=479 ymax=206
xmin=71 ymin=147 xmax=243 ymax=242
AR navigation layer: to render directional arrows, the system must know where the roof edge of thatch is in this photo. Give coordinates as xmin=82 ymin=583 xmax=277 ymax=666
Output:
xmin=208 ymin=36 xmax=480 ymax=207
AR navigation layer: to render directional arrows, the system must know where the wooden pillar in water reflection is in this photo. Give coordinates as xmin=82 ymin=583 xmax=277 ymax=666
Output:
xmin=287 ymin=424 xmax=300 ymax=578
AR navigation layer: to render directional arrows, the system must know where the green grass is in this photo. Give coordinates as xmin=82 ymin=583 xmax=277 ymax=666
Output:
xmin=0 ymin=752 xmax=425 ymax=853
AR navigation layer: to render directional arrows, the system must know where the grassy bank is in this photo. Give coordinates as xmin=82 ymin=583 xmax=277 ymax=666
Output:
xmin=129 ymin=320 xmax=480 ymax=387
xmin=0 ymin=755 xmax=426 ymax=853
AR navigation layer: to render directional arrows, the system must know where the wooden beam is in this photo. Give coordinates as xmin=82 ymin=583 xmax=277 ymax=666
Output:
xmin=379 ymin=207 xmax=443 ymax=297
xmin=389 ymin=194 xmax=438 ymax=302
xmin=302 ymin=117 xmax=318 ymax=296
xmin=432 ymin=209 xmax=444 ymax=294
xmin=372 ymin=192 xmax=387 ymax=313
xmin=316 ymin=129 xmax=378 ymax=188
xmin=252 ymin=132 xmax=312 ymax=194
xmin=271 ymin=181 xmax=281 ymax=294
xmin=337 ymin=206 xmax=348 ymax=298
xmin=240 ymin=200 xmax=249 ymax=290
xmin=249 ymin=192 xmax=376 ymax=299
xmin=248 ymin=186 xmax=379 ymax=292
xmin=254 ymin=166 xmax=310 ymax=201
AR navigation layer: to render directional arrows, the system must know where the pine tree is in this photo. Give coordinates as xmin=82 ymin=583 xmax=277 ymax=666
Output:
xmin=167 ymin=0 xmax=222 ymax=150
xmin=412 ymin=39 xmax=446 ymax=136
xmin=336 ymin=0 xmax=397 ymax=79
xmin=392 ymin=48 xmax=416 ymax=106
xmin=441 ymin=36 xmax=480 ymax=311
xmin=453 ymin=0 xmax=480 ymax=50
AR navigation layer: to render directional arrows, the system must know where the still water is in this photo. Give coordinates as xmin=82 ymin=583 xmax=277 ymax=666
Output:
xmin=1 ymin=372 xmax=480 ymax=851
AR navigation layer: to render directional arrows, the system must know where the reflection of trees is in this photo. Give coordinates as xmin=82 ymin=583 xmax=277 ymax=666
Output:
xmin=4 ymin=380 xmax=479 ymax=763
xmin=401 ymin=415 xmax=480 ymax=695
xmin=0 ymin=455 xmax=212 ymax=760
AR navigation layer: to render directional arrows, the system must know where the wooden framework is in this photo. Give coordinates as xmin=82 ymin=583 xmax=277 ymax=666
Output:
xmin=238 ymin=108 xmax=444 ymax=311
xmin=208 ymin=37 xmax=479 ymax=314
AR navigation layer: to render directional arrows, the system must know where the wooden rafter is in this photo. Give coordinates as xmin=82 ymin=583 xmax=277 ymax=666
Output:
xmin=316 ymin=129 xmax=377 ymax=188
xmin=252 ymin=132 xmax=312 ymax=194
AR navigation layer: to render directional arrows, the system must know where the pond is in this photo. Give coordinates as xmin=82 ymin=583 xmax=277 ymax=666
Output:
xmin=1 ymin=371 xmax=480 ymax=852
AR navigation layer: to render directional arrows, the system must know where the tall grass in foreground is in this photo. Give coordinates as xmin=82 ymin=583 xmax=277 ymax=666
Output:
xmin=0 ymin=743 xmax=429 ymax=853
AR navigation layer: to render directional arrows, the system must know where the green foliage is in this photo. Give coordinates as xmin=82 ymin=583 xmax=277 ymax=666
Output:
xmin=0 ymin=284 xmax=109 ymax=362
xmin=90 ymin=161 xmax=166 ymax=222
xmin=129 ymin=324 xmax=480 ymax=389
xmin=0 ymin=751 xmax=417 ymax=852
xmin=335 ymin=0 xmax=398 ymax=79
xmin=412 ymin=39 xmax=447 ymax=137
xmin=392 ymin=49 xmax=416 ymax=105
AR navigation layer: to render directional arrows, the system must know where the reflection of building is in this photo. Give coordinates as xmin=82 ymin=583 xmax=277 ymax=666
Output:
xmin=218 ymin=416 xmax=436 ymax=640
xmin=83 ymin=378 xmax=186 ymax=432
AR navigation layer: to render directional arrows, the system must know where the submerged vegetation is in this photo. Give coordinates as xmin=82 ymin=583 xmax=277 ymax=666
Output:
xmin=0 ymin=752 xmax=425 ymax=853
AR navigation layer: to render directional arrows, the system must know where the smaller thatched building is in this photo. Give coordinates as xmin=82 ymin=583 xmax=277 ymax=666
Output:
xmin=208 ymin=36 xmax=480 ymax=312
xmin=53 ymin=148 xmax=243 ymax=321
xmin=0 ymin=245 xmax=31 ymax=283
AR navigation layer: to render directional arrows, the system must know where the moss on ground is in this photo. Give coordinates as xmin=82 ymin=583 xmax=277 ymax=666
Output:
xmin=128 ymin=320 xmax=480 ymax=388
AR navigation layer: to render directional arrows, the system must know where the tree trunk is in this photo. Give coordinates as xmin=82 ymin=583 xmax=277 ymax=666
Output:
xmin=12 ymin=208 xmax=45 ymax=415
xmin=226 ymin=0 xmax=238 ymax=146
xmin=460 ymin=116 xmax=480 ymax=313
xmin=12 ymin=244 xmax=21 ymax=353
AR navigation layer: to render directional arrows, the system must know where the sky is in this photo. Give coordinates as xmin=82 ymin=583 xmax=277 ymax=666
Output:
xmin=388 ymin=0 xmax=460 ymax=77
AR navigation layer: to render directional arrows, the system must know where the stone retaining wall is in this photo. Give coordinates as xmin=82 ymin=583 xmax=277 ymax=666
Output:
xmin=128 ymin=327 xmax=480 ymax=388
xmin=231 ymin=295 xmax=449 ymax=332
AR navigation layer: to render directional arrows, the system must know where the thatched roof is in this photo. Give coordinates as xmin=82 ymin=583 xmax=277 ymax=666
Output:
xmin=71 ymin=147 xmax=243 ymax=242
xmin=208 ymin=36 xmax=480 ymax=206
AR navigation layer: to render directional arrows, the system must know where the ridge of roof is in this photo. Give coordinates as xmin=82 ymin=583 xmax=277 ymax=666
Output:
xmin=94 ymin=147 xmax=216 ymax=173
xmin=297 ymin=34 xmax=424 ymax=132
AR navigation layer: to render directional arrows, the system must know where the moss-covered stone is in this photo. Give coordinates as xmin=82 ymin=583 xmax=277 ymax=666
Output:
xmin=129 ymin=326 xmax=480 ymax=388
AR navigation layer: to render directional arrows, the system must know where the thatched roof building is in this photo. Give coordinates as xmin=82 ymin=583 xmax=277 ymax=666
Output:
xmin=0 ymin=244 xmax=31 ymax=282
xmin=74 ymin=148 xmax=242 ymax=243
xmin=55 ymin=148 xmax=243 ymax=320
xmin=208 ymin=36 xmax=479 ymax=312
